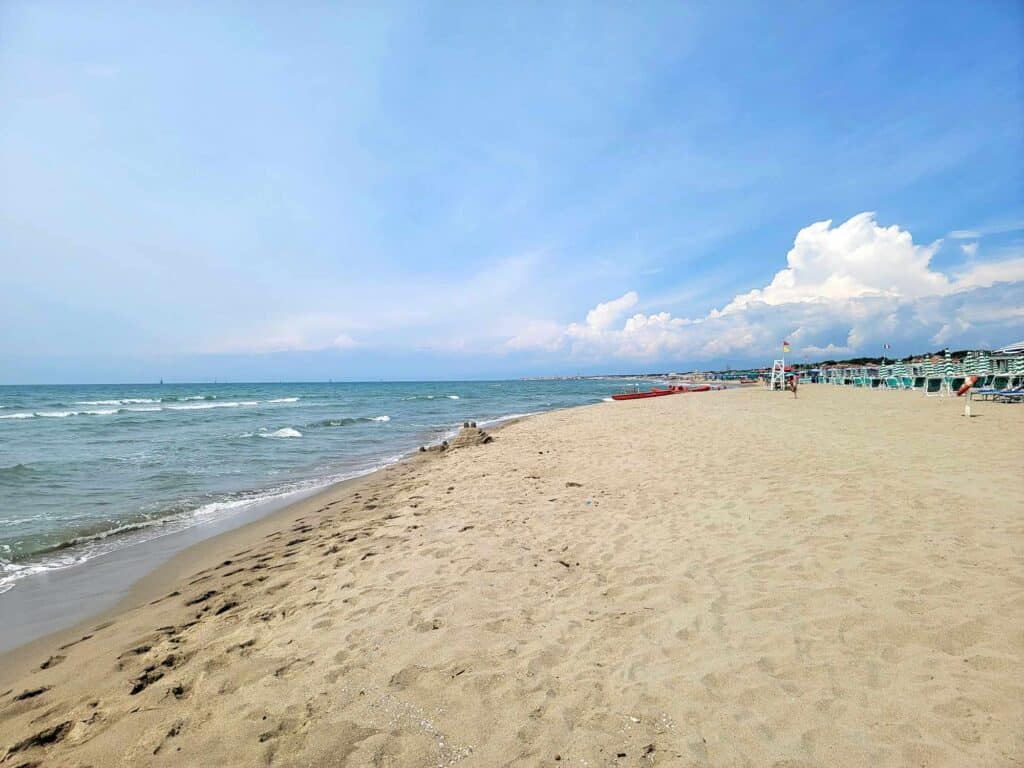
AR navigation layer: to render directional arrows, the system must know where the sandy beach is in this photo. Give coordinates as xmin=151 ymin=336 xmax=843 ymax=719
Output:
xmin=1 ymin=386 xmax=1022 ymax=767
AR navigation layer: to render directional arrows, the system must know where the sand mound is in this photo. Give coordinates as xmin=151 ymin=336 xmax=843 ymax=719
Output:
xmin=448 ymin=423 xmax=493 ymax=449
xmin=420 ymin=423 xmax=493 ymax=453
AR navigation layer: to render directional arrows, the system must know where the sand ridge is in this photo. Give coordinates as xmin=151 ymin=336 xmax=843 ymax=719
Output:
xmin=0 ymin=387 xmax=1022 ymax=766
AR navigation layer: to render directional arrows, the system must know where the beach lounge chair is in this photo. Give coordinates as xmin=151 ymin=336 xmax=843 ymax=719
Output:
xmin=970 ymin=376 xmax=1016 ymax=401
xmin=993 ymin=386 xmax=1024 ymax=403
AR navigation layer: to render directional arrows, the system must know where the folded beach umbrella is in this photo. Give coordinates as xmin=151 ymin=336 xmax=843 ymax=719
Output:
xmin=978 ymin=350 xmax=992 ymax=375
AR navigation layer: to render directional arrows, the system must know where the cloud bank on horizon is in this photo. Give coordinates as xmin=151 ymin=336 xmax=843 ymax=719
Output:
xmin=202 ymin=211 xmax=1024 ymax=366
xmin=508 ymin=212 xmax=1024 ymax=363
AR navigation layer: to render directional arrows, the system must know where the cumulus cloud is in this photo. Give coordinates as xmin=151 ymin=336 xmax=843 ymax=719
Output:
xmin=508 ymin=212 xmax=1024 ymax=362
xmin=583 ymin=291 xmax=639 ymax=331
xmin=722 ymin=212 xmax=949 ymax=312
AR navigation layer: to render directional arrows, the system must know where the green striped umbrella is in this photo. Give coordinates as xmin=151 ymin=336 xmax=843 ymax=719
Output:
xmin=978 ymin=350 xmax=992 ymax=376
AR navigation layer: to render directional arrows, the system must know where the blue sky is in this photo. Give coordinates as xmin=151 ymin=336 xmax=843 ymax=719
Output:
xmin=1 ymin=2 xmax=1022 ymax=383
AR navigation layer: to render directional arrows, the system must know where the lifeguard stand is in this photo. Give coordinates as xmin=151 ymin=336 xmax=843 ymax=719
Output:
xmin=769 ymin=359 xmax=786 ymax=391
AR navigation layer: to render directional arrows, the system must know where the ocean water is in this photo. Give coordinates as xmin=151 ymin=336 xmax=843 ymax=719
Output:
xmin=0 ymin=380 xmax=643 ymax=593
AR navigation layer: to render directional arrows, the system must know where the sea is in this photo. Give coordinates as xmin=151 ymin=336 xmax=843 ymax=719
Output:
xmin=0 ymin=380 xmax=645 ymax=594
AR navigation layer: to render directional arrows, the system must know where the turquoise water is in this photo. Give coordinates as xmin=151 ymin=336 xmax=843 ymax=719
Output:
xmin=0 ymin=380 xmax=643 ymax=592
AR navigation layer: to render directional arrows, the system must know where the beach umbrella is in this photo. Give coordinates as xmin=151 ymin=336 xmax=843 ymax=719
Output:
xmin=978 ymin=350 xmax=992 ymax=375
xmin=995 ymin=340 xmax=1024 ymax=355
xmin=894 ymin=358 xmax=907 ymax=380
xmin=963 ymin=351 xmax=976 ymax=377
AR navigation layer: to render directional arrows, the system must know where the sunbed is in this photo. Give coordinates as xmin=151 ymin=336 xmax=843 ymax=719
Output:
xmin=971 ymin=377 xmax=1018 ymax=401
xmin=993 ymin=386 xmax=1024 ymax=403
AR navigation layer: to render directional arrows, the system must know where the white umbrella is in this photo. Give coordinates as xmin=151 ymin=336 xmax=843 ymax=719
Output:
xmin=995 ymin=340 xmax=1024 ymax=355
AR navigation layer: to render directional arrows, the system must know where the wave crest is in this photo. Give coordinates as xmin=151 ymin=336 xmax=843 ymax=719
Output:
xmin=263 ymin=427 xmax=302 ymax=438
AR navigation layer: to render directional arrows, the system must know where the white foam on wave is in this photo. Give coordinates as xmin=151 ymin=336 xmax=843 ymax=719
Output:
xmin=264 ymin=427 xmax=302 ymax=438
xmin=126 ymin=406 xmax=162 ymax=412
xmin=476 ymin=411 xmax=543 ymax=428
xmin=77 ymin=398 xmax=158 ymax=405
xmin=602 ymin=397 xmax=613 ymax=402
xmin=36 ymin=409 xmax=119 ymax=418
xmin=371 ymin=415 xmax=390 ymax=422
xmin=0 ymin=554 xmax=86 ymax=595
xmin=1 ymin=412 xmax=36 ymax=419
xmin=447 ymin=395 xmax=460 ymax=400
xmin=0 ymin=516 xmax=44 ymax=528
xmin=0 ymin=451 xmax=413 ymax=595
xmin=165 ymin=401 xmax=241 ymax=411
xmin=268 ymin=397 xmax=299 ymax=403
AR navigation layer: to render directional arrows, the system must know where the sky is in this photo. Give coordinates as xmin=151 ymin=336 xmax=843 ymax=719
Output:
xmin=1 ymin=1 xmax=1022 ymax=383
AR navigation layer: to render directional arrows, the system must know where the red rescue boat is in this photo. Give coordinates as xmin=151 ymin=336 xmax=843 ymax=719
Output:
xmin=610 ymin=384 xmax=711 ymax=401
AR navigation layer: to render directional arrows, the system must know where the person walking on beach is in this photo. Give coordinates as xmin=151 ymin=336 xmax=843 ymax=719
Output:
xmin=789 ymin=374 xmax=798 ymax=398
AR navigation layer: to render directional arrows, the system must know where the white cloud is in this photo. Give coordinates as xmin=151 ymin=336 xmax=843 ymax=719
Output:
xmin=949 ymin=219 xmax=1024 ymax=239
xmin=509 ymin=212 xmax=1024 ymax=362
xmin=960 ymin=242 xmax=979 ymax=257
xmin=506 ymin=320 xmax=566 ymax=352
xmin=722 ymin=212 xmax=949 ymax=312
xmin=952 ymin=256 xmax=1024 ymax=291
xmin=202 ymin=313 xmax=359 ymax=355
xmin=200 ymin=253 xmax=549 ymax=356
xmin=583 ymin=291 xmax=639 ymax=331
xmin=332 ymin=333 xmax=358 ymax=349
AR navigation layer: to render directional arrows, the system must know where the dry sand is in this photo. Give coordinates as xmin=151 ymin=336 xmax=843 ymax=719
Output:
xmin=1 ymin=386 xmax=1022 ymax=767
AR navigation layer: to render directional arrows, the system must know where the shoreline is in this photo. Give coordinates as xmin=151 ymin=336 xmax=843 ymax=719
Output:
xmin=1 ymin=388 xmax=1021 ymax=766
xmin=0 ymin=378 xmax=610 ymax=609
xmin=0 ymin=413 xmax=530 ymax=660
xmin=0 ymin=463 xmax=397 ymax=686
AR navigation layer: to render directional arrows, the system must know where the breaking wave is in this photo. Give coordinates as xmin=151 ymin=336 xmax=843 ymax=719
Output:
xmin=165 ymin=402 xmax=244 ymax=411
xmin=76 ymin=398 xmax=159 ymax=405
xmin=263 ymin=427 xmax=302 ymax=438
